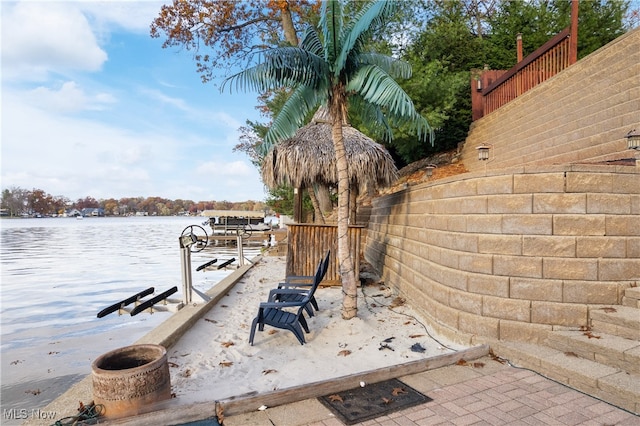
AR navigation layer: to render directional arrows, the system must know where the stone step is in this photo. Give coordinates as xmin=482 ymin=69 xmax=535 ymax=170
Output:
xmin=493 ymin=341 xmax=640 ymax=414
xmin=590 ymin=305 xmax=640 ymax=341
xmin=545 ymin=330 xmax=640 ymax=375
xmin=623 ymin=287 xmax=640 ymax=308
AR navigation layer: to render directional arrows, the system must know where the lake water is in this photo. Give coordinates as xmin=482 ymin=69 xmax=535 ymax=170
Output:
xmin=0 ymin=216 xmax=264 ymax=416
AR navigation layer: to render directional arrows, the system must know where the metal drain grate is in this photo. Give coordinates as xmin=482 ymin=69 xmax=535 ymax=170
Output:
xmin=318 ymin=378 xmax=432 ymax=425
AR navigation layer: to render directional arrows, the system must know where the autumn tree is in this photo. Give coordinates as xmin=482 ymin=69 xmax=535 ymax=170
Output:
xmin=151 ymin=0 xmax=320 ymax=83
xmin=1 ymin=187 xmax=28 ymax=217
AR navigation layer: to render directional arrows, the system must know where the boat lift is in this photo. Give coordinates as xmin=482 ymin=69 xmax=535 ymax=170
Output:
xmin=97 ymin=225 xmax=247 ymax=317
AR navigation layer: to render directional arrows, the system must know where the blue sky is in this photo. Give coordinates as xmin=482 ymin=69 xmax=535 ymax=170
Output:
xmin=1 ymin=1 xmax=267 ymax=202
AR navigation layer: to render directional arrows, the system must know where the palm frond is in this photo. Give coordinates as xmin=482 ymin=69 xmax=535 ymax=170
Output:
xmin=358 ymin=53 xmax=412 ymax=80
xmin=335 ymin=0 xmax=397 ymax=75
xmin=320 ymin=0 xmax=342 ymax=65
xmin=222 ymin=47 xmax=327 ymax=93
xmin=385 ymin=108 xmax=435 ymax=145
xmin=348 ymin=65 xmax=434 ymax=145
xmin=349 ymin=95 xmax=393 ymax=142
xmin=299 ymin=26 xmax=323 ymax=57
xmin=263 ymin=87 xmax=326 ymax=153
xmin=347 ymin=64 xmax=414 ymax=116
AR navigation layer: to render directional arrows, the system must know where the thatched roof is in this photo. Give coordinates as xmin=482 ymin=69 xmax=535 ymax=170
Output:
xmin=261 ymin=110 xmax=398 ymax=193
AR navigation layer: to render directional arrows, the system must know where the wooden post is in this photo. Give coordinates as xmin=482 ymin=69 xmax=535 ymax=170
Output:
xmin=516 ymin=33 xmax=523 ymax=63
xmin=293 ymin=187 xmax=302 ymax=223
xmin=570 ymin=0 xmax=579 ymax=64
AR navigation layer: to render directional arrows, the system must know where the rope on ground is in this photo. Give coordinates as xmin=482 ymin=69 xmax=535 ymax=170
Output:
xmin=50 ymin=402 xmax=104 ymax=426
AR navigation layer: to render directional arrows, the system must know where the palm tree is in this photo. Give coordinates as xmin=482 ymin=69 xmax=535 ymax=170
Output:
xmin=223 ymin=0 xmax=433 ymax=319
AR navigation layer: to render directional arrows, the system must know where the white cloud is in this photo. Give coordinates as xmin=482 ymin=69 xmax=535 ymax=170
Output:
xmin=139 ymin=87 xmax=190 ymax=112
xmin=1 ymin=90 xmax=265 ymax=202
xmin=79 ymin=1 xmax=165 ymax=33
xmin=1 ymin=2 xmax=108 ymax=81
xmin=27 ymin=81 xmax=116 ymax=113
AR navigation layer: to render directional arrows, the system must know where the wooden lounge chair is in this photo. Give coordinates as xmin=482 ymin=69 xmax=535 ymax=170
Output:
xmin=249 ymin=257 xmax=324 ymax=345
xmin=276 ymin=250 xmax=330 ymax=315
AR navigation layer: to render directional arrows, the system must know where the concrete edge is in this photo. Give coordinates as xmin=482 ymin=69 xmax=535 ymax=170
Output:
xmin=101 ymin=344 xmax=490 ymax=425
xmin=23 ymin=256 xmax=262 ymax=426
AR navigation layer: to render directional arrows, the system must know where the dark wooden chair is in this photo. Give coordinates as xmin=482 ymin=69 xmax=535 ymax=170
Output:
xmin=249 ymin=257 xmax=325 ymax=345
xmin=276 ymin=250 xmax=330 ymax=315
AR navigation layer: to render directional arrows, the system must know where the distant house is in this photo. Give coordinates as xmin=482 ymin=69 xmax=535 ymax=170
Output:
xmin=81 ymin=208 xmax=105 ymax=217
xmin=66 ymin=208 xmax=82 ymax=218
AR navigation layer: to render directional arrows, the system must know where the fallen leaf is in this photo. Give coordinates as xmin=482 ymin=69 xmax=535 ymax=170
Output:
xmin=328 ymin=394 xmax=343 ymax=403
xmin=337 ymin=350 xmax=352 ymax=357
xmin=488 ymin=349 xmax=507 ymax=364
xmin=409 ymin=334 xmax=424 ymax=338
xmin=168 ymin=362 xmax=179 ymax=368
xmin=268 ymin=330 xmax=278 ymax=335
xmin=565 ymin=351 xmax=579 ymax=357
xmin=204 ymin=318 xmax=218 ymax=324
xmin=382 ymin=397 xmax=392 ymax=405
xmin=584 ymin=332 xmax=601 ymax=339
xmin=456 ymin=359 xmax=468 ymax=366
xmin=221 ymin=341 xmax=234 ymax=348
xmin=473 ymin=362 xmax=485 ymax=368
xmin=182 ymin=369 xmax=192 ymax=377
xmin=601 ymin=307 xmax=617 ymax=313
xmin=403 ymin=321 xmax=412 ymax=325
xmin=220 ymin=305 xmax=229 ymax=308
xmin=219 ymin=361 xmax=233 ymax=367
xmin=262 ymin=369 xmax=277 ymax=375
xmin=391 ymin=387 xmax=408 ymax=396
xmin=382 ymin=337 xmax=395 ymax=343
xmin=379 ymin=343 xmax=394 ymax=351
xmin=10 ymin=360 xmax=22 ymax=365
xmin=389 ymin=297 xmax=405 ymax=308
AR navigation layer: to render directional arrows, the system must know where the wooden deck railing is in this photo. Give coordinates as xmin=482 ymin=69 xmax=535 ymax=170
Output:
xmin=482 ymin=27 xmax=572 ymax=116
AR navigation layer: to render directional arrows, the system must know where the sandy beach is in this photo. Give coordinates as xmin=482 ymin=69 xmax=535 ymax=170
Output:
xmin=167 ymin=255 xmax=467 ymax=406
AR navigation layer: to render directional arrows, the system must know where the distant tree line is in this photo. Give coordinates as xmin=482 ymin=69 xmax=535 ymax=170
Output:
xmin=0 ymin=186 xmax=267 ymax=218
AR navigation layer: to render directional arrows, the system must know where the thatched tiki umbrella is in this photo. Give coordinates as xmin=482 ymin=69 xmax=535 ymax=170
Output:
xmin=261 ymin=109 xmax=398 ymax=224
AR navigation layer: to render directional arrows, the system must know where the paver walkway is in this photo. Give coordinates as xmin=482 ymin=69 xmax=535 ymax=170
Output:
xmin=223 ymin=356 xmax=640 ymax=426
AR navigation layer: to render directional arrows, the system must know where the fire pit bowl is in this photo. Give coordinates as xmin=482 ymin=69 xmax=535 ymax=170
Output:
xmin=91 ymin=344 xmax=171 ymax=419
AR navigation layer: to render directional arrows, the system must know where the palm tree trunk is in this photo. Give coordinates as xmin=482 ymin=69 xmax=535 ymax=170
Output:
xmin=308 ymin=187 xmax=325 ymax=224
xmin=316 ymin=184 xmax=333 ymax=216
xmin=330 ymin=102 xmax=357 ymax=320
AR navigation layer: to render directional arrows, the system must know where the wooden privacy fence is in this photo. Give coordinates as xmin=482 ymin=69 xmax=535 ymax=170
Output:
xmin=286 ymin=224 xmax=363 ymax=286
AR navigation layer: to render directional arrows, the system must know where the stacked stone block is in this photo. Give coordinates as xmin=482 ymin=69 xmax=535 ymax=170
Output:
xmin=365 ymin=165 xmax=639 ymax=346
xmin=459 ymin=28 xmax=639 ymax=172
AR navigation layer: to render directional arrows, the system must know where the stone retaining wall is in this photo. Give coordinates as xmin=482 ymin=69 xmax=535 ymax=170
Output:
xmin=459 ymin=28 xmax=639 ymax=172
xmin=364 ymin=165 xmax=640 ymax=346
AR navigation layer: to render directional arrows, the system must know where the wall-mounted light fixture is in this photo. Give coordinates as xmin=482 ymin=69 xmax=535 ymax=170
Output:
xmin=425 ymin=164 xmax=437 ymax=178
xmin=476 ymin=144 xmax=491 ymax=161
xmin=476 ymin=79 xmax=482 ymax=92
xmin=626 ymin=129 xmax=640 ymax=150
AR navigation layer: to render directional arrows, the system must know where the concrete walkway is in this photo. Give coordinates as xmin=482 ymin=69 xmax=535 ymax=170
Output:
xmin=222 ymin=355 xmax=640 ymax=426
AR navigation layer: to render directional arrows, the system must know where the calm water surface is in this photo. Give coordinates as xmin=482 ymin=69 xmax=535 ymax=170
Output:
xmin=0 ymin=216 xmax=263 ymax=414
